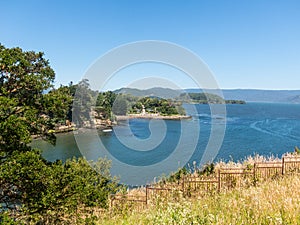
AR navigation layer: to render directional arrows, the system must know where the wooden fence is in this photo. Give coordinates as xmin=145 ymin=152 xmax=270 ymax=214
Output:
xmin=254 ymin=161 xmax=283 ymax=181
xmin=110 ymin=155 xmax=300 ymax=210
xmin=219 ymin=167 xmax=254 ymax=191
xmin=110 ymin=194 xmax=147 ymax=211
xmin=283 ymin=156 xmax=300 ymax=174
xmin=183 ymin=177 xmax=219 ymax=197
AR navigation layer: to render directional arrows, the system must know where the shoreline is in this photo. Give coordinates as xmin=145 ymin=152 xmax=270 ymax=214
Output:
xmin=115 ymin=114 xmax=192 ymax=121
xmin=34 ymin=114 xmax=192 ymax=138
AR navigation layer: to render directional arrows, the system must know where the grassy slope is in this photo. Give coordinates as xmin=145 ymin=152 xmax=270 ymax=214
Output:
xmin=100 ymin=174 xmax=300 ymax=225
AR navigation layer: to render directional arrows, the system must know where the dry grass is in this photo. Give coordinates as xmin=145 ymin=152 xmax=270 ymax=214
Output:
xmin=214 ymin=154 xmax=282 ymax=170
xmin=99 ymin=154 xmax=300 ymax=225
xmin=100 ymin=174 xmax=300 ymax=224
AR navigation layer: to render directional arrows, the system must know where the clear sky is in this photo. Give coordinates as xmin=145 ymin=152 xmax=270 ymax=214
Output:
xmin=1 ymin=0 xmax=300 ymax=90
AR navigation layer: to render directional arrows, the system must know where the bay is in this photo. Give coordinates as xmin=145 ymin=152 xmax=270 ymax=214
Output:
xmin=32 ymin=102 xmax=300 ymax=185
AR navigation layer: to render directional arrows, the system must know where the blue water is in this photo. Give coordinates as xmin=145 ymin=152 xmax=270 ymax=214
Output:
xmin=32 ymin=102 xmax=300 ymax=185
xmin=216 ymin=103 xmax=300 ymax=161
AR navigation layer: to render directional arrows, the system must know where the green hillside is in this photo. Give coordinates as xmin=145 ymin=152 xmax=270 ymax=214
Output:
xmin=179 ymin=92 xmax=246 ymax=104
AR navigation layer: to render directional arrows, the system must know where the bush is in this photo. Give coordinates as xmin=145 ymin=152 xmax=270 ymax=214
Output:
xmin=0 ymin=150 xmax=122 ymax=224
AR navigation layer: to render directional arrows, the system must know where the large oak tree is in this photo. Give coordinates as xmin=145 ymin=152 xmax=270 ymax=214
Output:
xmin=0 ymin=44 xmax=121 ymax=224
xmin=0 ymin=44 xmax=73 ymax=158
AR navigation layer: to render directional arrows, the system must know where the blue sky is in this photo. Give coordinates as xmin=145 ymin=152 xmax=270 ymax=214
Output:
xmin=1 ymin=0 xmax=300 ymax=90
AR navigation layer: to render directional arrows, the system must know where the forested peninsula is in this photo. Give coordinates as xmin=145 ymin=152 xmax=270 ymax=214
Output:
xmin=178 ymin=92 xmax=246 ymax=104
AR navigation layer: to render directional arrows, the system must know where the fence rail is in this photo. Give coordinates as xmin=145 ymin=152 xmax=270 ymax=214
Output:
xmin=283 ymin=156 xmax=300 ymax=174
xmin=254 ymin=162 xmax=283 ymax=181
xmin=110 ymin=155 xmax=300 ymax=210
xmin=219 ymin=168 xmax=254 ymax=191
xmin=183 ymin=177 xmax=219 ymax=197
xmin=110 ymin=194 xmax=147 ymax=211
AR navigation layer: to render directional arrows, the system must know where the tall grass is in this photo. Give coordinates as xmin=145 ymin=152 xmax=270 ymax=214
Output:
xmin=100 ymin=174 xmax=300 ymax=224
xmin=99 ymin=153 xmax=300 ymax=225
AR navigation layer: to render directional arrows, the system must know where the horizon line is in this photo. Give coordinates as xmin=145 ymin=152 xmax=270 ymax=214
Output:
xmin=103 ymin=87 xmax=300 ymax=92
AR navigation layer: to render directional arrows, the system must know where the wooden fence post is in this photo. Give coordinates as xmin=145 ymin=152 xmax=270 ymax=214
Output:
xmin=182 ymin=177 xmax=185 ymax=196
xmin=254 ymin=163 xmax=256 ymax=184
xmin=282 ymin=157 xmax=285 ymax=175
xmin=218 ymin=170 xmax=221 ymax=192
xmin=146 ymin=185 xmax=148 ymax=205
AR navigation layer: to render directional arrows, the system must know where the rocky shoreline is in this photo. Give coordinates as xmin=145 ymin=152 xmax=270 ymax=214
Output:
xmin=115 ymin=114 xmax=192 ymax=121
xmin=34 ymin=114 xmax=191 ymax=137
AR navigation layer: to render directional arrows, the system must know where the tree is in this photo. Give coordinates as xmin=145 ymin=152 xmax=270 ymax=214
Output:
xmin=95 ymin=91 xmax=117 ymax=119
xmin=129 ymin=97 xmax=182 ymax=115
xmin=179 ymin=93 xmax=225 ymax=104
xmin=0 ymin=44 xmax=63 ymax=158
xmin=112 ymin=96 xmax=128 ymax=115
xmin=0 ymin=44 xmax=122 ymax=224
xmin=72 ymin=79 xmax=96 ymax=127
xmin=0 ymin=150 xmax=122 ymax=224
xmin=42 ymin=85 xmax=73 ymax=124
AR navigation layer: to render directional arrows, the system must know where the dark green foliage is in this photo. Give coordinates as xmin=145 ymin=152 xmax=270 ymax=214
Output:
xmin=0 ymin=44 xmax=72 ymax=158
xmin=180 ymin=93 xmax=225 ymax=104
xmin=0 ymin=150 xmax=122 ymax=223
xmin=112 ymin=96 xmax=128 ymax=115
xmin=95 ymin=91 xmax=117 ymax=119
xmin=72 ymin=79 xmax=96 ymax=127
xmin=179 ymin=92 xmax=245 ymax=104
xmin=42 ymin=85 xmax=73 ymax=124
xmin=198 ymin=163 xmax=215 ymax=176
xmin=95 ymin=92 xmax=185 ymax=117
xmin=0 ymin=44 xmax=122 ymax=224
xmin=167 ymin=167 xmax=188 ymax=182
xmin=0 ymin=212 xmax=17 ymax=225
xmin=295 ymin=146 xmax=300 ymax=154
xmin=225 ymin=100 xmax=246 ymax=104
xmin=0 ymin=45 xmax=54 ymax=102
xmin=130 ymin=97 xmax=184 ymax=115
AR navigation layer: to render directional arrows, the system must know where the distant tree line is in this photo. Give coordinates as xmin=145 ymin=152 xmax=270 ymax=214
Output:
xmin=179 ymin=93 xmax=246 ymax=104
xmin=129 ymin=96 xmax=186 ymax=115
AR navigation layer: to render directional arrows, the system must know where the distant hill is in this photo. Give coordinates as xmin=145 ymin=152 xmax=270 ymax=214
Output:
xmin=185 ymin=89 xmax=300 ymax=103
xmin=178 ymin=92 xmax=246 ymax=104
xmin=114 ymin=88 xmax=300 ymax=103
xmin=114 ymin=87 xmax=181 ymax=99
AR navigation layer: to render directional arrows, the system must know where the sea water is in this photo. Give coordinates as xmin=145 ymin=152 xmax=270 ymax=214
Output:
xmin=32 ymin=102 xmax=300 ymax=184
